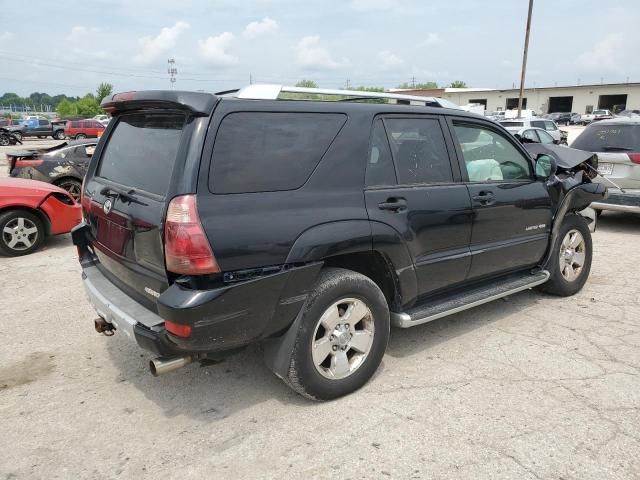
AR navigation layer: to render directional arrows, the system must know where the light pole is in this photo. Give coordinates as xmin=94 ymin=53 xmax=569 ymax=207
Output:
xmin=517 ymin=0 xmax=534 ymax=118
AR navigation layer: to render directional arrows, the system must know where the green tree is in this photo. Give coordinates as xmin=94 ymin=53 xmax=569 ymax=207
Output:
xmin=352 ymin=86 xmax=384 ymax=92
xmin=56 ymin=99 xmax=76 ymax=117
xmin=75 ymin=95 xmax=102 ymax=116
xmin=96 ymin=82 xmax=113 ymax=104
xmin=396 ymin=81 xmax=438 ymax=89
xmin=449 ymin=80 xmax=468 ymax=88
xmin=295 ymin=79 xmax=318 ymax=88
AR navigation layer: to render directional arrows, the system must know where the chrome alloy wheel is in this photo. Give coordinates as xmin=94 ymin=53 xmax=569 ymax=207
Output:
xmin=311 ymin=297 xmax=375 ymax=380
xmin=559 ymin=229 xmax=586 ymax=282
xmin=2 ymin=217 xmax=39 ymax=251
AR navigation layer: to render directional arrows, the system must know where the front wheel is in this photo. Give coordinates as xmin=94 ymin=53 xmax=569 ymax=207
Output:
xmin=75 ymin=133 xmax=86 ymax=139
xmin=539 ymin=215 xmax=592 ymax=296
xmin=12 ymin=131 xmax=23 ymax=141
xmin=0 ymin=134 xmax=9 ymax=146
xmin=0 ymin=210 xmax=45 ymax=257
xmin=282 ymin=268 xmax=390 ymax=400
xmin=54 ymin=130 xmax=65 ymax=140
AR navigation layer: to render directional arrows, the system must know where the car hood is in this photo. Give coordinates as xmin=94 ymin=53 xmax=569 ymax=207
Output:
xmin=523 ymin=143 xmax=597 ymax=169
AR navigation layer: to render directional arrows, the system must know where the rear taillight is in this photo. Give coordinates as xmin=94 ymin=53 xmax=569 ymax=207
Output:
xmin=628 ymin=153 xmax=640 ymax=164
xmin=164 ymin=320 xmax=192 ymax=338
xmin=164 ymin=195 xmax=220 ymax=275
xmin=15 ymin=159 xmax=43 ymax=168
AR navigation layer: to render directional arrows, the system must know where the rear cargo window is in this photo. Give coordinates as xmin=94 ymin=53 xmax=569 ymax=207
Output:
xmin=209 ymin=112 xmax=346 ymax=193
xmin=572 ymin=124 xmax=640 ymax=152
xmin=97 ymin=113 xmax=185 ymax=195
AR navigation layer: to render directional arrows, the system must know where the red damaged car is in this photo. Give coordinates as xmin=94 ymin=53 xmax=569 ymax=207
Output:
xmin=0 ymin=178 xmax=82 ymax=256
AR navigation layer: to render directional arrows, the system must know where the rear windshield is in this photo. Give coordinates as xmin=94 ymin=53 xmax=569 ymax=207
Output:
xmin=500 ymin=121 xmax=524 ymax=127
xmin=210 ymin=112 xmax=346 ymax=194
xmin=572 ymin=124 xmax=640 ymax=152
xmin=97 ymin=113 xmax=185 ymax=195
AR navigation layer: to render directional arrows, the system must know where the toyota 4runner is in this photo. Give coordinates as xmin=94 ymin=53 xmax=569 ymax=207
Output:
xmin=72 ymin=85 xmax=607 ymax=400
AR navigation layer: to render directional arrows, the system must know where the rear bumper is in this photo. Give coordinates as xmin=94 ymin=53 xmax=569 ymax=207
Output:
xmin=79 ymin=255 xmax=321 ymax=357
xmin=591 ymin=189 xmax=640 ymax=214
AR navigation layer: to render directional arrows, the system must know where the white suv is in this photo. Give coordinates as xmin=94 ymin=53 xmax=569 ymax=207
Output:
xmin=499 ymin=117 xmax=562 ymax=142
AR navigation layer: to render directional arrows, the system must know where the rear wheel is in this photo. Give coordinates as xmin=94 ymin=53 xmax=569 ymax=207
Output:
xmin=0 ymin=134 xmax=9 ymax=146
xmin=539 ymin=215 xmax=592 ymax=296
xmin=54 ymin=130 xmax=65 ymax=140
xmin=75 ymin=133 xmax=86 ymax=139
xmin=55 ymin=178 xmax=82 ymax=202
xmin=0 ymin=210 xmax=45 ymax=257
xmin=282 ymin=268 xmax=390 ymax=400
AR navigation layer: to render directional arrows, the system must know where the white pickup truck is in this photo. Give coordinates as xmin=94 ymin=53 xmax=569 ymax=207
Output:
xmin=579 ymin=109 xmax=612 ymax=125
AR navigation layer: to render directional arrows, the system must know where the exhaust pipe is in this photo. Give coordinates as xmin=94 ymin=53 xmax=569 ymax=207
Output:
xmin=149 ymin=356 xmax=193 ymax=376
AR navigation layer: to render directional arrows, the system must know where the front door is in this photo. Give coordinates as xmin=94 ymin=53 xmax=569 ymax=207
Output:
xmin=364 ymin=116 xmax=473 ymax=299
xmin=448 ymin=119 xmax=553 ymax=280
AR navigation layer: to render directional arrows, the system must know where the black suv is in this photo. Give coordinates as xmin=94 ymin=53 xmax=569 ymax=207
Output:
xmin=72 ymin=87 xmax=606 ymax=400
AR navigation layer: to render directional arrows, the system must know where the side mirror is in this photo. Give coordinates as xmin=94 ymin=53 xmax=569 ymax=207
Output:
xmin=535 ymin=154 xmax=557 ymax=179
xmin=514 ymin=133 xmax=523 ymax=142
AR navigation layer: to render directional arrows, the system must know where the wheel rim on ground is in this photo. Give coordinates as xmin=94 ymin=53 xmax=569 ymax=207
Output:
xmin=559 ymin=229 xmax=586 ymax=282
xmin=311 ymin=297 xmax=375 ymax=380
xmin=2 ymin=217 xmax=39 ymax=251
xmin=58 ymin=181 xmax=81 ymax=202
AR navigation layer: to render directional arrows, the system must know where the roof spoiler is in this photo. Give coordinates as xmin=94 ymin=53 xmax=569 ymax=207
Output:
xmin=101 ymin=90 xmax=218 ymax=116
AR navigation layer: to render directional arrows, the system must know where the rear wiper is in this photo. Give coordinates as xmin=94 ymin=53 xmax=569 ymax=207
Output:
xmin=100 ymin=186 xmax=148 ymax=206
xmin=602 ymin=145 xmax=633 ymax=151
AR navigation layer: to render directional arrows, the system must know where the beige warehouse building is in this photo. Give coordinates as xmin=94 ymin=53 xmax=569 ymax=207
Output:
xmin=391 ymin=82 xmax=640 ymax=115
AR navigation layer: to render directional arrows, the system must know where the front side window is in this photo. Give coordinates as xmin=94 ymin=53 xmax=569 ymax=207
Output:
xmin=453 ymin=124 xmax=532 ymax=182
xmin=522 ymin=129 xmax=538 ymax=142
xmin=384 ymin=118 xmax=452 ymax=185
xmin=537 ymin=130 xmax=556 ymax=144
xmin=544 ymin=121 xmax=558 ymax=131
xmin=365 ymin=120 xmax=396 ymax=187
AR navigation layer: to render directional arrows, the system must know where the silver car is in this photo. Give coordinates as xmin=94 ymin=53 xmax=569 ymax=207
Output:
xmin=572 ymin=117 xmax=640 ymax=214
xmin=500 ymin=117 xmax=562 ymax=142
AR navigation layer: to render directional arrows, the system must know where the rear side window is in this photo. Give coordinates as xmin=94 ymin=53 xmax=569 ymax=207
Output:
xmin=384 ymin=118 xmax=452 ymax=184
xmin=365 ymin=119 xmax=396 ymax=187
xmin=97 ymin=113 xmax=185 ymax=196
xmin=210 ymin=112 xmax=346 ymax=194
xmin=530 ymin=120 xmax=545 ymax=129
xmin=71 ymin=121 xmax=81 ymax=128
xmin=501 ymin=121 xmax=524 ymax=127
xmin=543 ymin=121 xmax=557 ymax=131
xmin=572 ymin=124 xmax=640 ymax=152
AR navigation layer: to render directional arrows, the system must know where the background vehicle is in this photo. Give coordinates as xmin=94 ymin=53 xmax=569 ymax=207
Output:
xmin=73 ymin=87 xmax=605 ymax=400
xmin=0 ymin=178 xmax=81 ymax=256
xmin=513 ymin=126 xmax=559 ymax=144
xmin=7 ymin=139 xmax=97 ymax=201
xmin=617 ymin=109 xmax=640 ymax=118
xmin=548 ymin=112 xmax=573 ymax=125
xmin=0 ymin=127 xmax=23 ymax=146
xmin=579 ymin=109 xmax=613 ymax=125
xmin=64 ymin=119 xmax=105 ymax=139
xmin=569 ymin=113 xmax=582 ymax=124
xmin=4 ymin=118 xmax=66 ymax=141
xmin=572 ymin=117 xmax=640 ymax=214
xmin=500 ymin=117 xmax=562 ymax=142
xmin=92 ymin=114 xmax=111 ymax=126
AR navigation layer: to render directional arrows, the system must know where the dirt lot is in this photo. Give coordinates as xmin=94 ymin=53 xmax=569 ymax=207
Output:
xmin=2 ymin=137 xmax=640 ymax=479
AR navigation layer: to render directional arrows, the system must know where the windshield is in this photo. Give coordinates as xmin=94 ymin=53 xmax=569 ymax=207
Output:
xmin=572 ymin=124 xmax=640 ymax=152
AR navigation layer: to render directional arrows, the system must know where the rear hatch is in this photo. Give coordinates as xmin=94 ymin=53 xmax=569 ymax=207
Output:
xmin=572 ymin=122 xmax=640 ymax=190
xmin=82 ymin=91 xmax=217 ymax=310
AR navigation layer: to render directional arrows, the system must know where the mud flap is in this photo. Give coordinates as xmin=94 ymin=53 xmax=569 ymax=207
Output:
xmin=263 ymin=308 xmax=306 ymax=380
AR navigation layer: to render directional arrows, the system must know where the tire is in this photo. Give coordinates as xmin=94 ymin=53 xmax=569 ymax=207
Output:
xmin=12 ymin=131 xmax=22 ymax=141
xmin=75 ymin=133 xmax=86 ymax=139
xmin=0 ymin=134 xmax=9 ymax=146
xmin=539 ymin=215 xmax=592 ymax=297
xmin=0 ymin=210 xmax=45 ymax=257
xmin=281 ymin=268 xmax=390 ymax=401
xmin=55 ymin=178 xmax=82 ymax=202
xmin=54 ymin=130 xmax=65 ymax=140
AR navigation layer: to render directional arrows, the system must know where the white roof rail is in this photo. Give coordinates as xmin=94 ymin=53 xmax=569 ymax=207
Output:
xmin=234 ymin=84 xmax=461 ymax=109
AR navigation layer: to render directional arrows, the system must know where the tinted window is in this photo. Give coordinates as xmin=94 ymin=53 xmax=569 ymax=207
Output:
xmin=543 ymin=121 xmax=557 ymax=131
xmin=38 ymin=119 xmax=49 ymax=126
xmin=384 ymin=118 xmax=452 ymax=184
xmin=97 ymin=113 xmax=185 ymax=195
xmin=530 ymin=120 xmax=545 ymax=129
xmin=501 ymin=121 xmax=524 ymax=127
xmin=365 ymin=119 xmax=396 ymax=187
xmin=71 ymin=121 xmax=81 ymax=128
xmin=453 ymin=124 xmax=532 ymax=181
xmin=572 ymin=124 xmax=640 ymax=152
xmin=210 ymin=112 xmax=346 ymax=194
xmin=522 ymin=129 xmax=538 ymax=142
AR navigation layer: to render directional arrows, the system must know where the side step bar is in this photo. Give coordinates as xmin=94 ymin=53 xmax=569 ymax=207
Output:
xmin=391 ymin=270 xmax=550 ymax=328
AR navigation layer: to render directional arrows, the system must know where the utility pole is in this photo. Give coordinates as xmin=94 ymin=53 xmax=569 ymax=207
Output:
xmin=345 ymin=79 xmax=351 ymax=89
xmin=168 ymin=58 xmax=177 ymax=89
xmin=411 ymin=76 xmax=416 ymax=89
xmin=517 ymin=0 xmax=534 ymax=118
xmin=249 ymin=73 xmax=253 ymax=85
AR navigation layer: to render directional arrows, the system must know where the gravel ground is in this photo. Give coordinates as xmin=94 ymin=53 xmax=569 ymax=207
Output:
xmin=2 ymin=136 xmax=640 ymax=480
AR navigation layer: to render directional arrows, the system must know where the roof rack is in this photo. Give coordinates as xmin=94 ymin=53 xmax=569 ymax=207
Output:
xmin=233 ymin=84 xmax=460 ymax=109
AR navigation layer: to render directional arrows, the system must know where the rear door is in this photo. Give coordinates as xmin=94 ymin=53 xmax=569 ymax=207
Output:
xmin=365 ymin=116 xmax=473 ymax=297
xmin=448 ymin=118 xmax=553 ymax=280
xmin=83 ymin=112 xmax=191 ymax=309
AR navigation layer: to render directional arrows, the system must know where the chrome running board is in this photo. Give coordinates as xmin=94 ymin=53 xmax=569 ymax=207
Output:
xmin=391 ymin=270 xmax=550 ymax=328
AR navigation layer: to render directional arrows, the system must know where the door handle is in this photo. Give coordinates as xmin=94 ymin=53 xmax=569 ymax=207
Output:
xmin=472 ymin=191 xmax=496 ymax=206
xmin=378 ymin=197 xmax=407 ymax=212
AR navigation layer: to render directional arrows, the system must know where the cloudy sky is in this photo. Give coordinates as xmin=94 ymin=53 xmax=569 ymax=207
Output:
xmin=1 ymin=0 xmax=639 ymax=97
